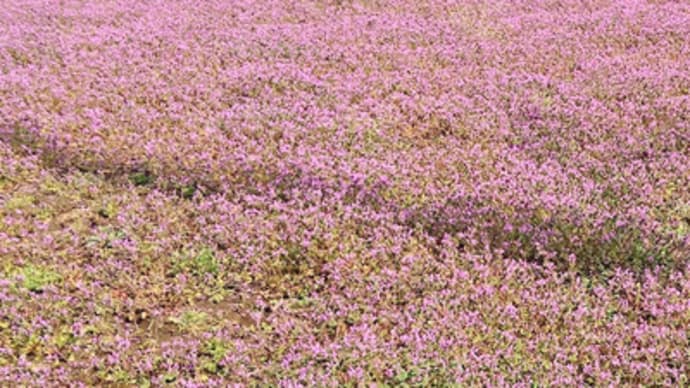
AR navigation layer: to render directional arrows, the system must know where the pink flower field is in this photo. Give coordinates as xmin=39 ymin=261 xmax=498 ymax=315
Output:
xmin=1 ymin=0 xmax=689 ymax=385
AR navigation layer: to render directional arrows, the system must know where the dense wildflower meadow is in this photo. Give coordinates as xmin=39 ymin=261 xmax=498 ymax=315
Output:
xmin=1 ymin=0 xmax=689 ymax=385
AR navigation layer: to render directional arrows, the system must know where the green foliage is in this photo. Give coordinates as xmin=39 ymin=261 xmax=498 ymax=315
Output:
xmin=129 ymin=171 xmax=155 ymax=186
xmin=180 ymin=184 xmax=197 ymax=199
xmin=199 ymin=339 xmax=230 ymax=375
xmin=97 ymin=201 xmax=118 ymax=218
xmin=4 ymin=194 xmax=37 ymax=211
xmin=170 ymin=248 xmax=220 ymax=277
xmin=168 ymin=310 xmax=208 ymax=332
xmin=19 ymin=265 xmax=61 ymax=293
xmin=202 ymin=339 xmax=230 ymax=362
xmin=163 ymin=372 xmax=177 ymax=384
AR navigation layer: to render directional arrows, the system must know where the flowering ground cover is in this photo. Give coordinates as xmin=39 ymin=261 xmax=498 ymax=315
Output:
xmin=1 ymin=0 xmax=689 ymax=385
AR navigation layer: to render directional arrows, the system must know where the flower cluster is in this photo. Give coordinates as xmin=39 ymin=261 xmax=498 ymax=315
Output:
xmin=1 ymin=0 xmax=689 ymax=385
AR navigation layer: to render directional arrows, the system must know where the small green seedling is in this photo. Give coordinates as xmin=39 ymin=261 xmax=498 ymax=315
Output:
xmin=20 ymin=265 xmax=61 ymax=293
xmin=129 ymin=171 xmax=155 ymax=186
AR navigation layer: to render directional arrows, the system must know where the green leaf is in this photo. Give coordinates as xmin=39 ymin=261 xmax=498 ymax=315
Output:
xmin=130 ymin=171 xmax=155 ymax=186
xmin=163 ymin=372 xmax=177 ymax=383
xmin=181 ymin=184 xmax=196 ymax=199
xmin=20 ymin=265 xmax=61 ymax=293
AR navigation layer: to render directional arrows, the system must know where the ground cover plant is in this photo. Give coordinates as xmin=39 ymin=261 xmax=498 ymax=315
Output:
xmin=1 ymin=0 xmax=689 ymax=386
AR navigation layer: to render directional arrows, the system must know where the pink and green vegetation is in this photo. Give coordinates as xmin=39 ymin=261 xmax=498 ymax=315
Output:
xmin=1 ymin=0 xmax=689 ymax=385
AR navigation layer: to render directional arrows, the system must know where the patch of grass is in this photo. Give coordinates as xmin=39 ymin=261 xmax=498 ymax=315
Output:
xmin=4 ymin=194 xmax=37 ymax=211
xmin=180 ymin=184 xmax=196 ymax=199
xmin=170 ymin=247 xmax=219 ymax=277
xmin=199 ymin=338 xmax=231 ymax=374
xmin=129 ymin=171 xmax=155 ymax=186
xmin=18 ymin=264 xmax=62 ymax=293
xmin=168 ymin=310 xmax=208 ymax=332
xmin=52 ymin=325 xmax=75 ymax=349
